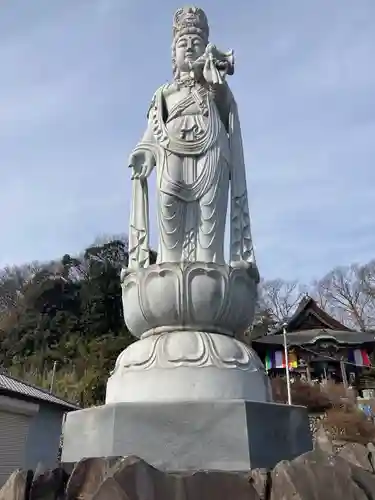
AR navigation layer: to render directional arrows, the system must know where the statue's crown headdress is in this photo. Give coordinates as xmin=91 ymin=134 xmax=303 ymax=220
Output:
xmin=173 ymin=6 xmax=209 ymax=44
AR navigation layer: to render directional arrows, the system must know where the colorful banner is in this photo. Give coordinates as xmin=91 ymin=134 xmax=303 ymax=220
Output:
xmin=265 ymin=350 xmax=298 ymax=370
xmin=348 ymin=349 xmax=371 ymax=367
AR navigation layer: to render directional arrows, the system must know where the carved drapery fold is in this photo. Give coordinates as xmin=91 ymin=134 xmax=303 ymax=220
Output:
xmin=228 ymin=98 xmax=255 ymax=265
xmin=129 ymin=84 xmax=255 ymax=270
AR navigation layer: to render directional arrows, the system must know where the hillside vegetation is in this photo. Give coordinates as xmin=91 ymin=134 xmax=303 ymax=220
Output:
xmin=1 ymin=235 xmax=375 ymax=406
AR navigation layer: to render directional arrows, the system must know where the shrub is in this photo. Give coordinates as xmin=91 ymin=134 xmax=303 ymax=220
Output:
xmin=323 ymin=406 xmax=375 ymax=444
xmin=271 ymin=377 xmax=375 ymax=444
xmin=270 ymin=377 xmax=332 ymax=412
xmin=320 ymin=380 xmax=357 ymax=410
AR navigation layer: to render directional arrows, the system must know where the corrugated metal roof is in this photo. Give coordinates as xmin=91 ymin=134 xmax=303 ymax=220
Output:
xmin=0 ymin=373 xmax=79 ymax=410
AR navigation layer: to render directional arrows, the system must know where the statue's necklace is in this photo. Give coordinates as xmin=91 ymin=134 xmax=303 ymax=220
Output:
xmin=175 ymin=71 xmax=197 ymax=90
xmin=176 ymin=78 xmax=195 ymax=90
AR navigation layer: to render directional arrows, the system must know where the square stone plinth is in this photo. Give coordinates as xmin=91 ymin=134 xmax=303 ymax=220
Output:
xmin=61 ymin=400 xmax=312 ymax=472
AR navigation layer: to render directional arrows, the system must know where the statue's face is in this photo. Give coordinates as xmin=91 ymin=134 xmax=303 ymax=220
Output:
xmin=175 ymin=34 xmax=206 ymax=72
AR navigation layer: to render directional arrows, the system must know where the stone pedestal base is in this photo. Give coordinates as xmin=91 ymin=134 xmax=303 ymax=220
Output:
xmin=61 ymin=400 xmax=312 ymax=472
xmin=106 ymin=331 xmax=272 ymax=403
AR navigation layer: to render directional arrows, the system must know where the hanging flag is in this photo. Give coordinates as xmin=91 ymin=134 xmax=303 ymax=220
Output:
xmin=265 ymin=350 xmax=298 ymax=369
xmin=275 ymin=351 xmax=284 ymax=368
xmin=349 ymin=349 xmax=371 ymax=367
xmin=264 ymin=352 xmax=273 ymax=371
xmin=288 ymin=351 xmax=298 ymax=369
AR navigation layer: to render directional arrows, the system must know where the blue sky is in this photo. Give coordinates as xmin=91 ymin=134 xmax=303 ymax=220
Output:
xmin=1 ymin=0 xmax=374 ymax=283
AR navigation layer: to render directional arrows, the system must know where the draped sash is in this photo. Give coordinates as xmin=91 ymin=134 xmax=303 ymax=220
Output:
xmin=128 ymin=83 xmax=256 ymax=270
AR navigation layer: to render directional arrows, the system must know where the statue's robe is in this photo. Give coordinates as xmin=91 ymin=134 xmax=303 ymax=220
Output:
xmin=128 ymin=83 xmax=254 ymax=269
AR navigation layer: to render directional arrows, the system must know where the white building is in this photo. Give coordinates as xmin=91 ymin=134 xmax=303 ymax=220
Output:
xmin=0 ymin=372 xmax=78 ymax=486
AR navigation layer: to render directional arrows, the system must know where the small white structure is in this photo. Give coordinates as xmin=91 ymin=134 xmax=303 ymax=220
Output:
xmin=0 ymin=372 xmax=78 ymax=485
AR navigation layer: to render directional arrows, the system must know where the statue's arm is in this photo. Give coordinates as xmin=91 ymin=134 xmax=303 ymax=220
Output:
xmin=139 ymin=120 xmax=155 ymax=144
xmin=222 ymin=82 xmax=236 ymax=115
xmin=140 ymin=93 xmax=158 ymax=143
xmin=214 ymin=82 xmax=235 ymax=133
xmin=129 ymin=92 xmax=160 ymax=180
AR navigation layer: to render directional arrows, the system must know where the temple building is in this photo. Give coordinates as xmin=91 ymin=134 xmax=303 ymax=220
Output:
xmin=252 ymin=296 xmax=375 ymax=387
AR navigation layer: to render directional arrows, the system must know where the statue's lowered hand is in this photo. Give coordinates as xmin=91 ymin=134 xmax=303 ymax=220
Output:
xmin=129 ymin=149 xmax=155 ymax=181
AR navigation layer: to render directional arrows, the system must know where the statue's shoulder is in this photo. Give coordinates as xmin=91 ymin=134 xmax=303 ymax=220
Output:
xmin=161 ymin=82 xmax=178 ymax=97
xmin=147 ymin=84 xmax=173 ymax=117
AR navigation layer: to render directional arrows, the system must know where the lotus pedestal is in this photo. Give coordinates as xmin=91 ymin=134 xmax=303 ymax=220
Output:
xmin=61 ymin=263 xmax=312 ymax=471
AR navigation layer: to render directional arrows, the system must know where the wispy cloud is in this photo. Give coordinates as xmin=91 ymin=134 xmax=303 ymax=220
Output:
xmin=1 ymin=0 xmax=374 ymax=284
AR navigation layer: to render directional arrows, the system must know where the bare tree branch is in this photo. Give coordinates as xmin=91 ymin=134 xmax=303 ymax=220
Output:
xmin=312 ymin=264 xmax=375 ymax=331
xmin=259 ymin=278 xmax=306 ymax=324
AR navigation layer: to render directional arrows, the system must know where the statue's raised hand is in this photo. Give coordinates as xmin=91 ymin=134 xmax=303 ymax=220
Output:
xmin=129 ymin=149 xmax=155 ymax=181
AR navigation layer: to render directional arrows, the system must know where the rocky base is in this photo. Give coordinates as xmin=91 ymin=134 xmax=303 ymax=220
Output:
xmin=3 ymin=439 xmax=375 ymax=500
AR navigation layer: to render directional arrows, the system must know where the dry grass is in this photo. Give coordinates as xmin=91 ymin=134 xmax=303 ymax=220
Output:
xmin=323 ymin=406 xmax=375 ymax=444
xmin=270 ymin=377 xmax=375 ymax=444
xmin=320 ymin=379 xmax=357 ymax=407
xmin=271 ymin=377 xmax=332 ymax=412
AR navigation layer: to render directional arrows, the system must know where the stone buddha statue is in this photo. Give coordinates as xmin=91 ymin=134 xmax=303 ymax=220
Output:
xmin=108 ymin=5 xmax=267 ymax=404
xmin=61 ymin=8 xmax=312 ymax=472
xmin=128 ymin=6 xmax=254 ymax=271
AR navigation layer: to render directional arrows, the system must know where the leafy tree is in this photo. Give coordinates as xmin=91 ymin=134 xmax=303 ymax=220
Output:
xmin=0 ymin=237 xmax=134 ymax=406
xmin=1 ymin=234 xmax=374 ymax=407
